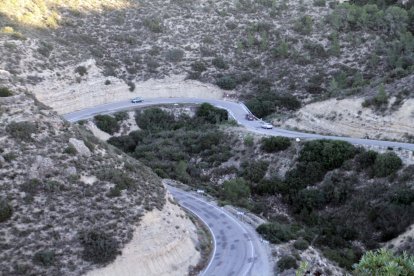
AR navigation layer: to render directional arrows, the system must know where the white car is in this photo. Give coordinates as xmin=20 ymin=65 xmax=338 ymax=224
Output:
xmin=261 ymin=122 xmax=273 ymax=129
xmin=131 ymin=97 xmax=143 ymax=103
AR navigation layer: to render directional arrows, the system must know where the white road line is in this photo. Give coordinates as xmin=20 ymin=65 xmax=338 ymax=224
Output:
xmin=169 ymin=187 xmax=255 ymax=276
xmin=175 ymin=200 xmax=217 ymax=276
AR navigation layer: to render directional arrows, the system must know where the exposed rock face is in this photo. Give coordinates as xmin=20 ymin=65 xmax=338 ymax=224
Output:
xmin=87 ymin=193 xmax=201 ymax=276
xmin=69 ymin=138 xmax=91 ymax=157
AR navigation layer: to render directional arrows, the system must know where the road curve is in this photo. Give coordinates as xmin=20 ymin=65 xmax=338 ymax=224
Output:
xmin=167 ymin=186 xmax=272 ymax=276
xmin=63 ymin=97 xmax=414 ymax=151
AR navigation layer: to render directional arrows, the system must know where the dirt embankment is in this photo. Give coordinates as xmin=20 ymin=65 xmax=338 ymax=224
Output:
xmin=282 ymin=97 xmax=414 ymax=142
xmin=87 ymin=193 xmax=200 ymax=276
xmin=29 ymin=59 xmax=226 ymax=114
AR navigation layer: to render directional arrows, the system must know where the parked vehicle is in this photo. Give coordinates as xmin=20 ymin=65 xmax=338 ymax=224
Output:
xmin=131 ymin=97 xmax=143 ymax=103
xmin=261 ymin=122 xmax=273 ymax=129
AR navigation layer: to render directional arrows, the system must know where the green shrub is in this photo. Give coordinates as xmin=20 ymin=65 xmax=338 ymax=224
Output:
xmin=196 ymin=103 xmax=228 ymax=124
xmin=0 ymin=87 xmax=12 ymax=97
xmin=108 ymin=135 xmax=137 ymax=153
xmin=114 ymin=111 xmax=128 ymax=122
xmin=166 ymin=48 xmax=184 ymax=62
xmin=293 ymin=238 xmax=310 ymax=250
xmin=244 ymin=135 xmax=254 ymax=147
xmin=191 ymin=61 xmax=207 ymax=72
xmin=127 ymin=81 xmax=136 ymax=92
xmin=313 ymin=0 xmax=326 ymax=7
xmin=97 ymin=169 xmax=136 ymax=191
xmin=355 ymin=150 xmax=378 ymax=171
xmin=354 ymin=249 xmax=414 ymax=276
xmin=33 ymin=250 xmax=55 ymax=267
xmin=75 ymin=66 xmax=87 ymax=76
xmin=323 ymin=248 xmax=358 ymax=270
xmin=135 ymin=108 xmax=176 ymax=131
xmin=294 ymin=15 xmax=313 ymax=35
xmin=79 ymin=229 xmax=120 ymax=264
xmin=277 ymin=255 xmax=299 ymax=271
xmin=299 ymin=140 xmax=356 ymax=171
xmin=241 ymin=160 xmax=269 ymax=183
xmin=374 ymin=152 xmax=402 ymax=177
xmin=256 ymin=222 xmax=295 ymax=244
xmin=6 ymin=121 xmax=37 ymax=141
xmin=261 ymin=136 xmax=291 ymax=152
xmin=216 ymin=76 xmax=236 ymax=90
xmin=222 ymin=178 xmax=250 ymax=205
xmin=0 ymin=199 xmax=13 ymax=223
xmin=94 ymin=115 xmax=120 ymax=135
xmin=212 ymin=56 xmax=229 ymax=69
xmin=64 ymin=145 xmax=77 ymax=155
xmin=272 ymin=40 xmax=290 ymax=58
xmin=143 ymin=17 xmax=163 ymax=33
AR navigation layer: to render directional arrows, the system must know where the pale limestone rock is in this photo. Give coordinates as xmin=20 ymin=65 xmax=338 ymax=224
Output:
xmin=69 ymin=138 xmax=91 ymax=157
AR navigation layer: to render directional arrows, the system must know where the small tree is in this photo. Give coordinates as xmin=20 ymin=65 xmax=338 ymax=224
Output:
xmin=375 ymin=84 xmax=388 ymax=106
xmin=222 ymin=178 xmax=250 ymax=205
xmin=374 ymin=152 xmax=402 ymax=177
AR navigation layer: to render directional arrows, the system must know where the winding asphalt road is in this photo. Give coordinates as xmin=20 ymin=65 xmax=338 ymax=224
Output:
xmin=63 ymin=97 xmax=414 ymax=276
xmin=167 ymin=186 xmax=271 ymax=276
xmin=63 ymin=97 xmax=414 ymax=151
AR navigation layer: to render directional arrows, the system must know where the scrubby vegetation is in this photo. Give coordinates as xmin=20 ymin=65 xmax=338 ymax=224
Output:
xmin=6 ymin=121 xmax=38 ymax=141
xmin=79 ymin=229 xmax=120 ymax=264
xmin=94 ymin=114 xmax=120 ymax=135
xmin=106 ymin=103 xmax=413 ymax=272
xmin=0 ymin=87 xmax=12 ymax=97
xmin=354 ymin=249 xmax=414 ymax=276
xmin=0 ymin=199 xmax=12 ymax=223
xmin=109 ymin=105 xmax=233 ymax=188
xmin=260 ymin=136 xmax=291 ymax=153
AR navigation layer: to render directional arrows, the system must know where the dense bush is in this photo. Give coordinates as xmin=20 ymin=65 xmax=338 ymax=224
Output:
xmin=241 ymin=160 xmax=269 ymax=183
xmin=354 ymin=249 xmax=414 ymax=276
xmin=0 ymin=87 xmax=12 ymax=97
xmin=212 ymin=56 xmax=229 ymax=69
xmin=0 ymin=199 xmax=12 ymax=223
xmin=33 ymin=250 xmax=55 ymax=267
xmin=6 ymin=121 xmax=37 ymax=141
xmin=97 ymin=169 xmax=136 ymax=191
xmin=256 ymin=222 xmax=295 ymax=244
xmin=277 ymin=255 xmax=299 ymax=271
xmin=294 ymin=15 xmax=313 ymax=35
xmin=261 ymin=136 xmax=291 ymax=152
xmin=362 ymin=84 xmax=389 ymax=109
xmin=79 ymin=229 xmax=120 ymax=264
xmin=222 ymin=178 xmax=250 ymax=206
xmin=196 ymin=103 xmax=228 ymax=124
xmin=299 ymin=140 xmax=356 ymax=171
xmin=75 ymin=66 xmax=87 ymax=76
xmin=293 ymin=238 xmax=310 ymax=250
xmin=143 ymin=17 xmax=163 ymax=33
xmin=216 ymin=76 xmax=237 ymax=90
xmin=63 ymin=145 xmax=77 ymax=155
xmin=373 ymin=152 xmax=402 ymax=177
xmin=191 ymin=61 xmax=207 ymax=72
xmin=114 ymin=111 xmax=128 ymax=122
xmin=246 ymin=90 xmax=301 ymax=118
xmin=166 ymin=48 xmax=184 ymax=62
xmin=94 ymin=115 xmax=120 ymax=135
xmin=135 ymin=108 xmax=176 ymax=131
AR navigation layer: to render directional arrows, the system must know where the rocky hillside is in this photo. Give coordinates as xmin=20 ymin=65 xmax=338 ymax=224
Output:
xmin=0 ymin=81 xmax=166 ymax=275
xmin=1 ymin=0 xmax=413 ymax=100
